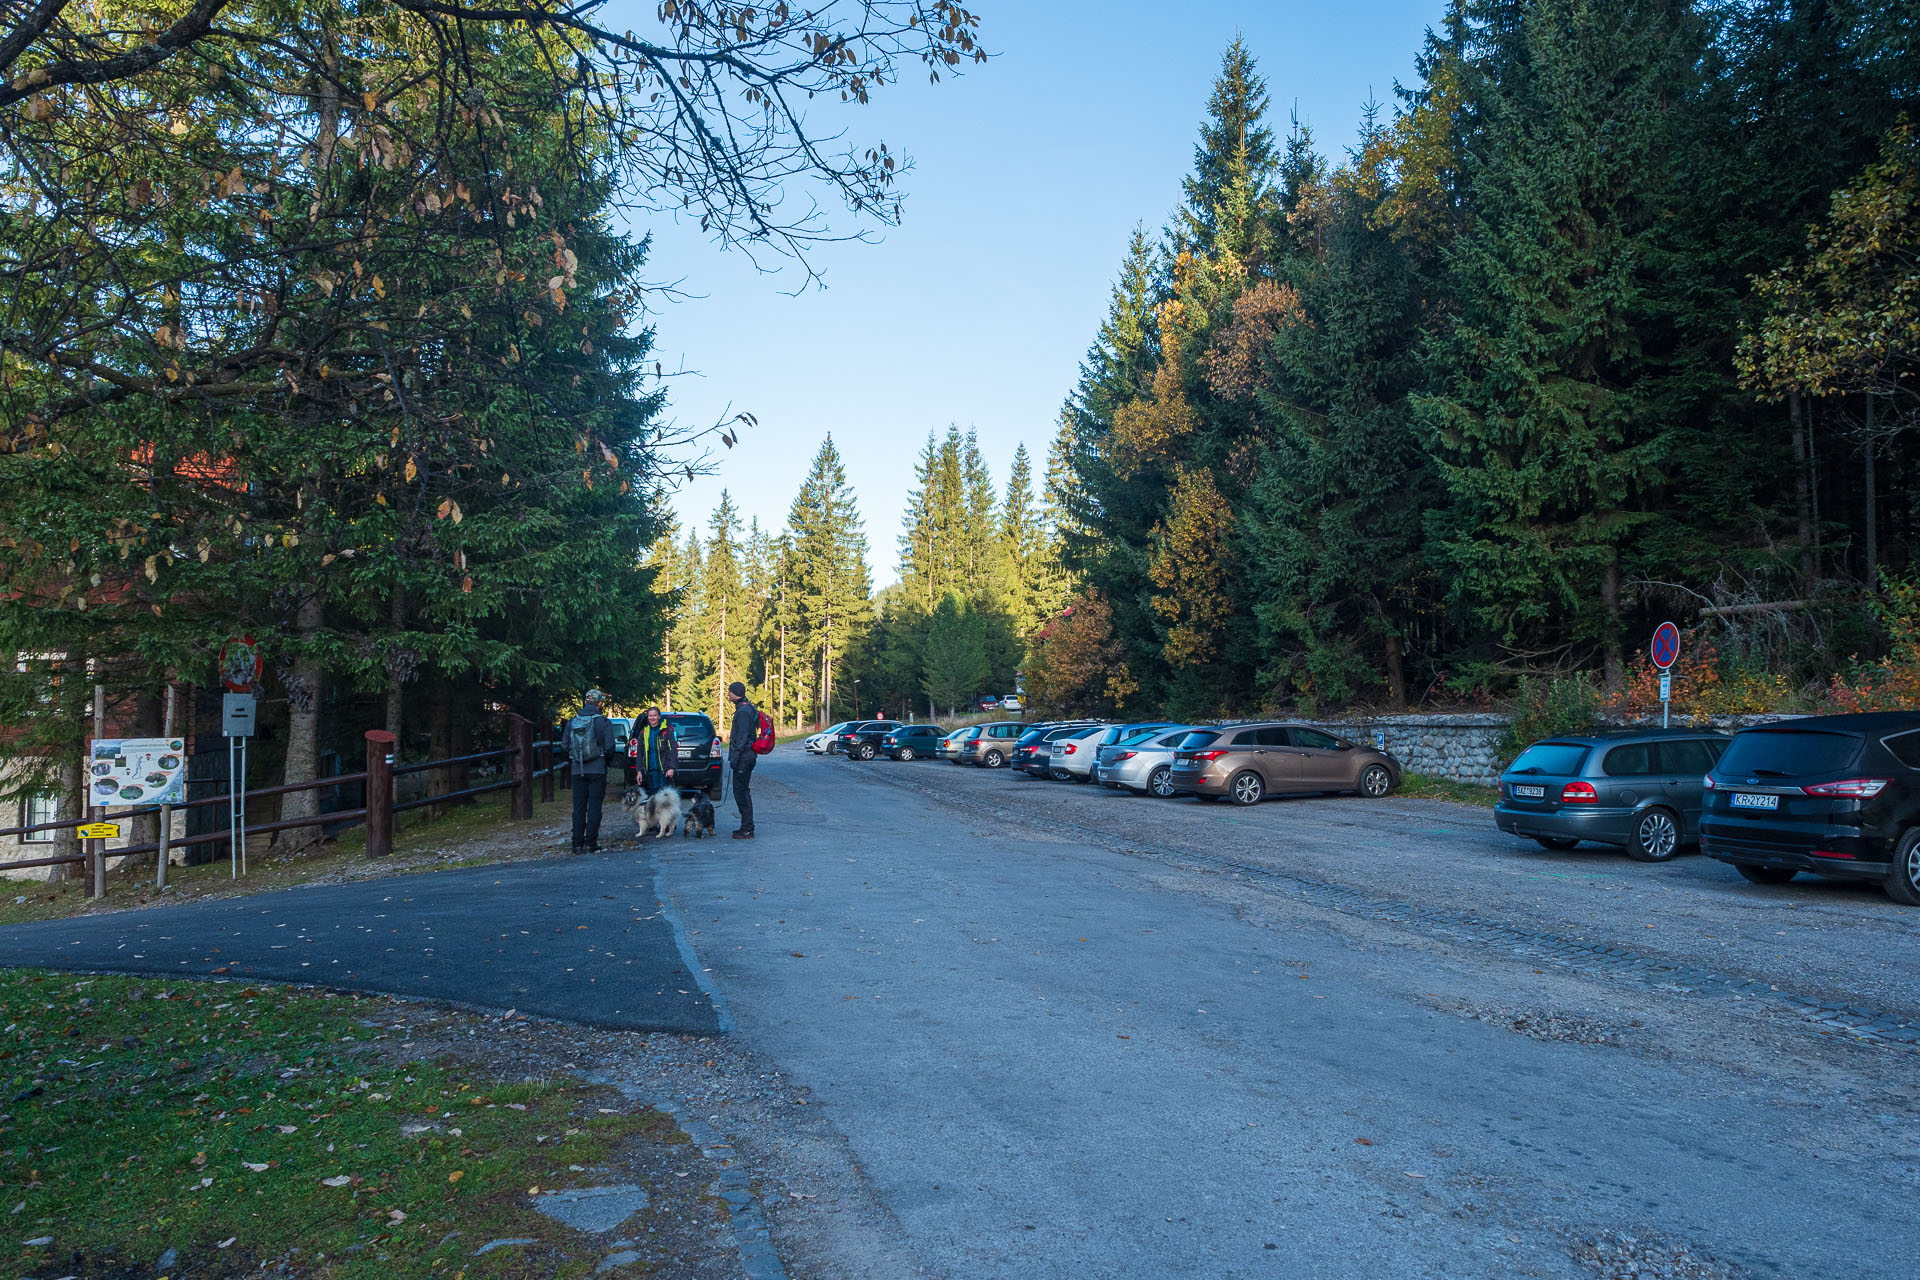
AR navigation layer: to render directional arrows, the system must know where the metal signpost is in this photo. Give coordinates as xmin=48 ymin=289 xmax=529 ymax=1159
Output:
xmin=1651 ymin=621 xmax=1681 ymax=729
xmin=222 ymin=692 xmax=256 ymax=878
xmin=220 ymin=634 xmax=264 ymax=881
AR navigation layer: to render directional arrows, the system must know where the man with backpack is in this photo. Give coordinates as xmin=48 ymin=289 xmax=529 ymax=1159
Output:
xmin=567 ymin=688 xmax=618 ymax=854
xmin=725 ymin=681 xmax=773 ymax=839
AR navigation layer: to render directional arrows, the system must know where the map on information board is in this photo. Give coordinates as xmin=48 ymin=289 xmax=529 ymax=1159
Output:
xmin=89 ymin=737 xmax=188 ymax=807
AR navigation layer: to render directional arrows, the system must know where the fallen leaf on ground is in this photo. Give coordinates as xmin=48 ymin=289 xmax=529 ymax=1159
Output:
xmin=321 ymin=1175 xmax=351 ymax=1188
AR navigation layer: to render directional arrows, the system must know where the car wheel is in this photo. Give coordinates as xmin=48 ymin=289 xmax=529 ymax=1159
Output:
xmin=1358 ymin=764 xmax=1393 ymax=798
xmin=1229 ymin=770 xmax=1265 ymax=806
xmin=1533 ymin=835 xmax=1580 ymax=851
xmin=709 ymin=783 xmax=723 ymax=802
xmin=860 ymin=743 xmax=878 ymax=760
xmin=984 ymin=748 xmax=1005 ymax=768
xmin=1148 ymin=766 xmax=1176 ymax=798
xmin=1626 ymin=807 xmax=1681 ymax=862
xmin=1735 ymin=863 xmax=1798 ymax=886
xmin=1883 ymin=829 xmax=1920 ymax=905
xmin=898 ymin=746 xmax=916 ymax=761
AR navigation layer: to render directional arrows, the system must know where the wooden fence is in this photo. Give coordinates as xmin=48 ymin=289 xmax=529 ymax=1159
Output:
xmin=0 ymin=720 xmax=571 ymax=899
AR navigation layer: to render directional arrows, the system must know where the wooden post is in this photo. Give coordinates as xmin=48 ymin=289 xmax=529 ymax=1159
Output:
xmin=510 ymin=718 xmax=533 ymax=820
xmin=89 ymin=683 xmax=106 ymax=900
xmin=364 ymin=729 xmax=395 ymax=858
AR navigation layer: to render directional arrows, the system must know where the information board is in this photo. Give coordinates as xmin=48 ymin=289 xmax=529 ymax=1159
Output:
xmin=88 ymin=737 xmax=187 ymax=807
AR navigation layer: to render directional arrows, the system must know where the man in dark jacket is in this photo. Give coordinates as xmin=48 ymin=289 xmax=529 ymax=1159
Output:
xmin=725 ymin=681 xmax=758 ymax=839
xmin=629 ymin=706 xmax=678 ymax=794
xmin=567 ymin=689 xmax=618 ymax=854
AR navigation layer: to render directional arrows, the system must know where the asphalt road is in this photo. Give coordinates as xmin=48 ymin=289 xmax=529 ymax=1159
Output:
xmin=663 ymin=750 xmax=1920 ymax=1280
xmin=0 ymin=848 xmax=723 ymax=1033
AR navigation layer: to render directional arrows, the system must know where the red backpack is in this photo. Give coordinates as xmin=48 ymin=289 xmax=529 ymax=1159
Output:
xmin=751 ymin=710 xmax=776 ymax=755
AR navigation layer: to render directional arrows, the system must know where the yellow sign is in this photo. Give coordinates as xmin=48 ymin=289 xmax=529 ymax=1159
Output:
xmin=77 ymin=822 xmax=120 ymax=840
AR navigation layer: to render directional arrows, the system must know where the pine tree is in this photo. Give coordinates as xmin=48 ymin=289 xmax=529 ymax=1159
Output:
xmin=1179 ymin=36 xmax=1278 ymax=252
xmin=1412 ymin=0 xmax=1698 ymax=685
xmin=703 ymin=491 xmax=750 ymax=721
xmin=920 ymin=594 xmax=991 ymax=718
xmin=785 ymin=437 xmax=872 ymax=724
xmin=999 ymin=444 xmax=1055 ymax=636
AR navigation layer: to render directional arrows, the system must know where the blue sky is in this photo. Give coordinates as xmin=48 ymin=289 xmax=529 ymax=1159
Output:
xmin=624 ymin=1 xmax=1445 ymax=583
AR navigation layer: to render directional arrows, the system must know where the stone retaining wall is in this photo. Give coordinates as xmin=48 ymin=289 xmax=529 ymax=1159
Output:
xmin=1308 ymin=711 xmax=1802 ymax=787
xmin=1313 ymin=714 xmax=1510 ymax=786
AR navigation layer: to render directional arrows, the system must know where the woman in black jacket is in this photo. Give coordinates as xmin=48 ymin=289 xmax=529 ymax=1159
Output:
xmin=628 ymin=706 xmax=678 ymax=793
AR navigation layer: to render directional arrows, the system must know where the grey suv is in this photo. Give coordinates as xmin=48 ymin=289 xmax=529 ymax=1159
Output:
xmin=1495 ymin=730 xmax=1730 ymax=861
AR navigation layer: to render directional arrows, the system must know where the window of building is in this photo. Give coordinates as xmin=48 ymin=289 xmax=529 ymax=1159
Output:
xmin=19 ymin=793 xmax=58 ymax=843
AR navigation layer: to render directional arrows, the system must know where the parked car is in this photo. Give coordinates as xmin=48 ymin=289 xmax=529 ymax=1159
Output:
xmin=1096 ymin=725 xmax=1200 ymax=797
xmin=976 ymin=696 xmax=1000 ymax=711
xmin=1701 ymin=712 xmax=1920 ymax=903
xmin=607 ymin=716 xmax=634 ymax=763
xmin=1168 ymin=722 xmax=1400 ymax=805
xmin=941 ymin=725 xmax=982 ymax=763
xmin=624 ymin=712 xmax=724 ymax=799
xmin=1010 ymin=722 xmax=1100 ymax=777
xmin=834 ymin=720 xmax=904 ymax=758
xmin=961 ymin=720 xmax=1030 ymax=768
xmin=1047 ymin=723 xmax=1122 ymax=783
xmin=805 ymin=722 xmax=853 ymax=755
xmin=1494 ymin=730 xmax=1730 ymax=860
xmin=999 ymin=695 xmax=1024 ymax=712
xmin=881 ymin=724 xmax=947 ymax=760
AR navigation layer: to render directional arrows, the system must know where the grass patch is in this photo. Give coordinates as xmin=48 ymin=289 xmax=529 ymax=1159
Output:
xmin=0 ymin=970 xmax=676 ymax=1278
xmin=0 ymin=790 xmax=577 ymax=930
xmin=1397 ymin=773 xmax=1498 ymax=808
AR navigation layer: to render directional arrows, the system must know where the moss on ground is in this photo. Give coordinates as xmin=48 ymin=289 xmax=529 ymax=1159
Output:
xmin=0 ymin=970 xmax=681 ymax=1278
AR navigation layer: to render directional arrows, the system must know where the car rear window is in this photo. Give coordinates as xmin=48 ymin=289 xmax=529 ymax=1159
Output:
xmin=1176 ymin=731 xmax=1220 ymax=749
xmin=1884 ymin=731 xmax=1920 ymax=769
xmin=664 ymin=716 xmax=713 ymax=745
xmin=1118 ymin=725 xmax=1168 ymax=746
xmin=1718 ymin=729 xmax=1862 ymax=777
xmin=1507 ymin=742 xmax=1589 ymax=776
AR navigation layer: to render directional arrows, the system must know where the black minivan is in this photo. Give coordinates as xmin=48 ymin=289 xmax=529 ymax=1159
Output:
xmin=1701 ymin=712 xmax=1920 ymax=904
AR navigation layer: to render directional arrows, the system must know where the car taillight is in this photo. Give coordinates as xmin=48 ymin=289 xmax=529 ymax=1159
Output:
xmin=1702 ymin=775 xmax=1715 ymax=789
xmin=1193 ymin=750 xmax=1227 ymax=762
xmin=1114 ymin=750 xmax=1137 ymax=761
xmin=1803 ymin=778 xmax=1890 ymax=797
xmin=1811 ymin=849 xmax=1857 ymax=859
xmin=1561 ymin=781 xmax=1598 ymax=804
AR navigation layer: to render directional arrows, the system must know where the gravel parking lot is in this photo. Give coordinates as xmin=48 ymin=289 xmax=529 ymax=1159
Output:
xmin=653 ymin=750 xmax=1920 ymax=1280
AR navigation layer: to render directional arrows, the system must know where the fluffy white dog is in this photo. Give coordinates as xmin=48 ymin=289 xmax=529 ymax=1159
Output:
xmin=622 ymin=784 xmax=682 ymax=840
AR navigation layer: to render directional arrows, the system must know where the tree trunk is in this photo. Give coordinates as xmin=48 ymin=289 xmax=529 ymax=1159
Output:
xmin=384 ymin=589 xmax=407 ymax=757
xmin=126 ymin=684 xmax=163 ymax=851
xmin=428 ymin=688 xmax=453 ymax=820
xmin=1600 ymin=551 xmax=1624 ymax=690
xmin=1384 ymin=632 xmax=1407 ymax=712
xmin=449 ymin=699 xmax=473 ymax=805
xmin=275 ymin=592 xmax=325 ymax=849
xmin=47 ymin=753 xmax=82 ymax=884
xmin=1790 ymin=391 xmax=1813 ymax=590
xmin=1864 ymin=396 xmax=1878 ymax=590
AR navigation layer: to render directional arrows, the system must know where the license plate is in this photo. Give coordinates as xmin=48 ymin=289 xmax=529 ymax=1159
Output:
xmin=1175 ymin=754 xmax=1192 ymax=764
xmin=1730 ymin=792 xmax=1779 ymax=811
xmin=1511 ymin=784 xmax=1545 ymax=799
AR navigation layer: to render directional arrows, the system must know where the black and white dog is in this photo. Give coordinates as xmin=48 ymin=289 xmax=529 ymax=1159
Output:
xmin=683 ymin=794 xmax=717 ymax=839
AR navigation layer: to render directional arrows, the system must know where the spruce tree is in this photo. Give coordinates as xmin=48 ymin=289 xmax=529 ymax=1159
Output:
xmin=1412 ymin=0 xmax=1697 ymax=684
xmin=785 ymin=437 xmax=872 ymax=724
xmin=1179 ymin=36 xmax=1278 ymax=252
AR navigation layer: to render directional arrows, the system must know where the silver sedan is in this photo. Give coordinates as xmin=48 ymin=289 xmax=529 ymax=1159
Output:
xmin=1094 ymin=727 xmax=1198 ymax=797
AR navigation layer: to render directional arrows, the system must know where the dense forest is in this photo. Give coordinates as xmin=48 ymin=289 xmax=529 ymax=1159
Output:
xmin=1045 ymin=0 xmax=1920 ymax=719
xmin=659 ymin=0 xmax=1919 ymax=728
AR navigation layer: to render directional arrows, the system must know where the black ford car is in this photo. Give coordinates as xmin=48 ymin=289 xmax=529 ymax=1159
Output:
xmin=1701 ymin=712 xmax=1920 ymax=904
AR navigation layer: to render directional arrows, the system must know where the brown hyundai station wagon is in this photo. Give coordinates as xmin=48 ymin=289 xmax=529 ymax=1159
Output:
xmin=1167 ymin=723 xmax=1401 ymax=804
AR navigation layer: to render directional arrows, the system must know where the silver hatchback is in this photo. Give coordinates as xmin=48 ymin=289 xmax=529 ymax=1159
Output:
xmin=1094 ymin=726 xmax=1196 ymax=796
